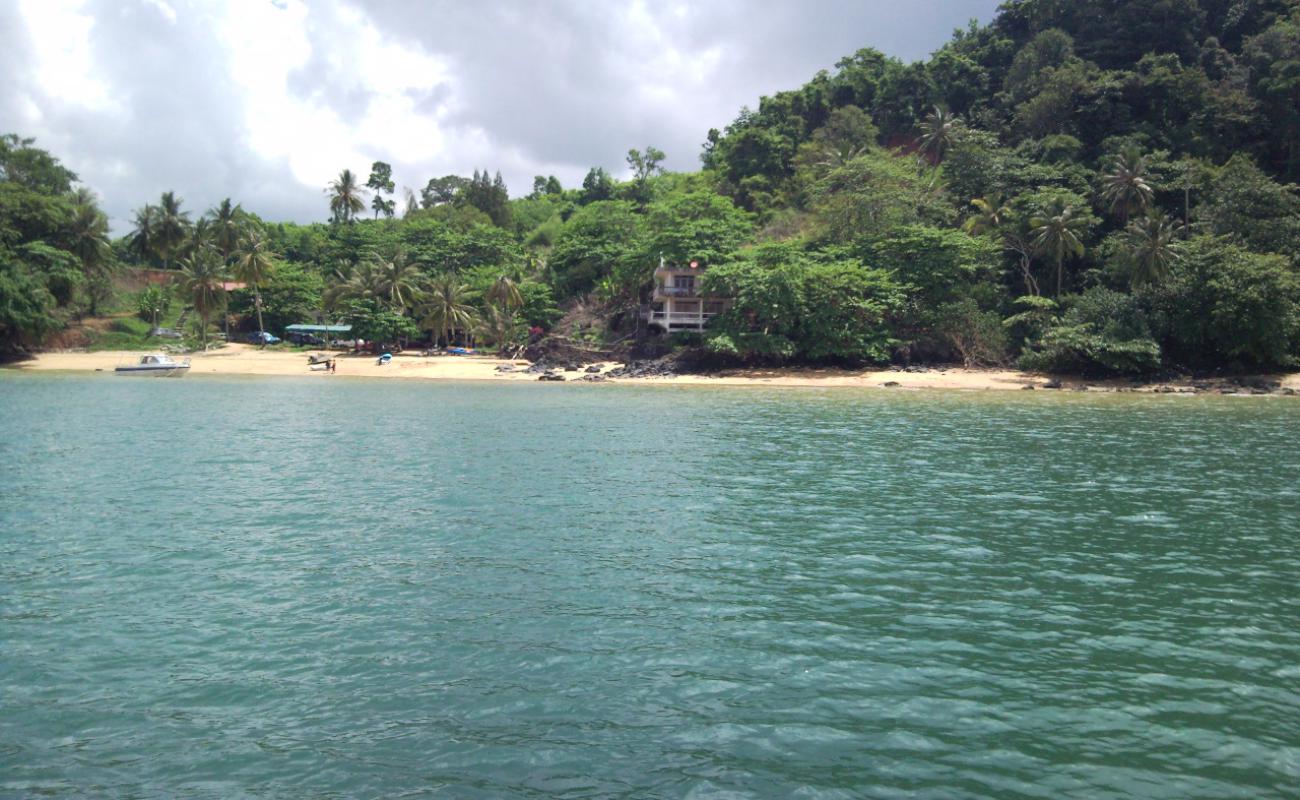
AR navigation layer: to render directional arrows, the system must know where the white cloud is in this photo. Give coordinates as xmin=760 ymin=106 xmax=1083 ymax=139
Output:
xmin=16 ymin=0 xmax=111 ymax=112
xmin=2 ymin=0 xmax=1001 ymax=233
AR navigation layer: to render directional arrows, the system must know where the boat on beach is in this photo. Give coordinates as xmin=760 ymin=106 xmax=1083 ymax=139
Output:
xmin=114 ymin=353 xmax=191 ymax=377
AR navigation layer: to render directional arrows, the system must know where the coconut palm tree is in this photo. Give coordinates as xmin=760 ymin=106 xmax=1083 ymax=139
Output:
xmin=1125 ymin=211 xmax=1184 ymax=289
xmin=419 ymin=276 xmax=477 ymax=348
xmin=155 ymin=191 xmax=191 ymax=269
xmin=961 ymin=193 xmax=1010 ymax=236
xmin=372 ymin=249 xmax=421 ymax=313
xmin=326 ymin=261 xmax=385 ymax=309
xmin=1030 ymin=201 xmax=1088 ymax=296
xmin=475 ymin=305 xmax=524 ymax=353
xmin=486 ymin=274 xmax=523 ymax=310
xmin=232 ymin=227 xmax=275 ymax=345
xmin=1101 ymin=147 xmax=1154 ymax=226
xmin=918 ymin=106 xmax=960 ymax=165
xmin=178 ymin=248 xmax=227 ymax=350
xmin=128 ymin=205 xmax=158 ymax=266
xmin=208 ymin=198 xmax=245 ymax=265
xmin=327 ymin=169 xmax=367 ymax=224
xmin=68 ymin=191 xmax=114 ymax=314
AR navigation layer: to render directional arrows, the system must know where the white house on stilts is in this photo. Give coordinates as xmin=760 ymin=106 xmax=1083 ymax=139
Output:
xmin=645 ymin=258 xmax=728 ymax=334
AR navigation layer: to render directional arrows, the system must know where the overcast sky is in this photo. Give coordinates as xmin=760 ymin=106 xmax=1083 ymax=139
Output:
xmin=3 ymin=0 xmax=1000 ymax=232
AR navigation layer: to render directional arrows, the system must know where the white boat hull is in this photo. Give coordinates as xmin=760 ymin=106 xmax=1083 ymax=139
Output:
xmin=114 ymin=365 xmax=190 ymax=377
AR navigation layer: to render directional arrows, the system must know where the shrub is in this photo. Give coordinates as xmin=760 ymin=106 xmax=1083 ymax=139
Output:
xmin=1019 ymin=287 xmax=1161 ymax=374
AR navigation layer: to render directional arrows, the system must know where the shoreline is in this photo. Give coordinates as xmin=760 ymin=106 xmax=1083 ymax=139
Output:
xmin=6 ymin=345 xmax=1300 ymax=395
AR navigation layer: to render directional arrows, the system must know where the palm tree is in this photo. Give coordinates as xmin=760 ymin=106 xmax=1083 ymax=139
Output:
xmin=486 ymin=274 xmax=523 ymax=310
xmin=1100 ymin=147 xmax=1154 ymax=226
xmin=233 ymin=227 xmax=275 ymax=345
xmin=208 ymin=198 xmax=244 ymax=265
xmin=327 ymin=261 xmax=385 ymax=309
xmin=1030 ymin=201 xmax=1088 ymax=296
xmin=475 ymin=305 xmax=524 ymax=353
xmin=68 ymin=191 xmax=114 ymax=314
xmin=327 ymin=169 xmax=367 ymax=224
xmin=155 ymin=191 xmax=191 ymax=269
xmin=187 ymin=217 xmax=212 ymax=258
xmin=918 ymin=106 xmax=960 ymax=165
xmin=178 ymin=249 xmax=227 ymax=350
xmin=419 ymin=276 xmax=477 ymax=348
xmin=372 ymin=249 xmax=420 ymax=313
xmin=128 ymin=205 xmax=158 ymax=266
xmin=961 ymin=193 xmax=1010 ymax=236
xmin=1125 ymin=211 xmax=1184 ymax=289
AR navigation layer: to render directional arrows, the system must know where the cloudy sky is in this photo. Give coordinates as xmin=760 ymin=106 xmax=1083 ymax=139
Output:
xmin=3 ymin=0 xmax=1000 ymax=232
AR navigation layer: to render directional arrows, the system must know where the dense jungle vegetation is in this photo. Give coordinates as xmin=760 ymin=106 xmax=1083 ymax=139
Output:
xmin=4 ymin=0 xmax=1299 ymax=373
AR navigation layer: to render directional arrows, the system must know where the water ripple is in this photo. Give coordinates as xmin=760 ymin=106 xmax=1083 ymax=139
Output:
xmin=1 ymin=375 xmax=1297 ymax=798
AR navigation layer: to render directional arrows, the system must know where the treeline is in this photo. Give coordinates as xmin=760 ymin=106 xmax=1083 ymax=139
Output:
xmin=4 ymin=0 xmax=1299 ymax=372
xmin=694 ymin=0 xmax=1300 ymax=371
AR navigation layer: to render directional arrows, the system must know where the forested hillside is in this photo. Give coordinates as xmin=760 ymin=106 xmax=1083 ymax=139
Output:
xmin=4 ymin=0 xmax=1299 ymax=374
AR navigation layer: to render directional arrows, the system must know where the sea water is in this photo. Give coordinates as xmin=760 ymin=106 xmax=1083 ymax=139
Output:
xmin=1 ymin=374 xmax=1297 ymax=798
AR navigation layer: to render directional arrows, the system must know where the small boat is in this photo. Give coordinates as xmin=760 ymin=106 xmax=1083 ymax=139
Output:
xmin=376 ymin=352 xmax=393 ymax=365
xmin=115 ymin=353 xmax=191 ymax=377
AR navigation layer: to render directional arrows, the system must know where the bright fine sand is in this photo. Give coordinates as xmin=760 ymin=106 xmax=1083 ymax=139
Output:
xmin=9 ymin=344 xmax=1300 ymax=392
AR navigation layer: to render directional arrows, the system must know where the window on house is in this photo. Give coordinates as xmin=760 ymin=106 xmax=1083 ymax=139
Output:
xmin=672 ymin=275 xmax=695 ymax=291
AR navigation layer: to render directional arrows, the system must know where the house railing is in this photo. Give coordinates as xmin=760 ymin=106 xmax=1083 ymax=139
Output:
xmin=656 ymin=286 xmax=698 ymax=297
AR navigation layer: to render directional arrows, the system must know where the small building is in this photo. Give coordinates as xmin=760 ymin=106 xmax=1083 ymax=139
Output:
xmin=645 ymin=259 xmax=728 ymax=334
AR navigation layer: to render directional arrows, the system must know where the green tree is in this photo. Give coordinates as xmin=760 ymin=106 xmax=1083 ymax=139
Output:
xmin=486 ymin=274 xmax=523 ymax=310
xmin=327 ymin=169 xmax=367 ymax=224
xmin=154 ymin=191 xmax=190 ymax=269
xmin=1100 ymin=146 xmax=1155 ymax=225
xmin=1030 ymin=199 xmax=1089 ymax=296
xmin=419 ymin=275 xmax=477 ymax=347
xmin=232 ymin=227 xmax=275 ymax=344
xmin=917 ymin=106 xmax=961 ymax=164
xmin=1146 ymin=236 xmax=1300 ymax=368
xmin=178 ymin=248 xmax=227 ymax=350
xmin=67 ymin=191 xmax=114 ymax=314
xmin=420 ymin=175 xmax=467 ymax=208
xmin=372 ymin=248 xmax=420 ymax=313
xmin=367 ymin=161 xmax=396 ymax=218
xmin=208 ymin=198 xmax=245 ymax=265
xmin=127 ymin=205 xmax=158 ymax=266
xmin=1124 ymin=211 xmax=1184 ymax=289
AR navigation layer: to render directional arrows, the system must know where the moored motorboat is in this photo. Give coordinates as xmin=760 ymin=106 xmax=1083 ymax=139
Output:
xmin=114 ymin=353 xmax=191 ymax=376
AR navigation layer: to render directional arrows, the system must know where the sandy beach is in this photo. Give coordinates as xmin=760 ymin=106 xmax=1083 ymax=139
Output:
xmin=7 ymin=344 xmax=1300 ymax=393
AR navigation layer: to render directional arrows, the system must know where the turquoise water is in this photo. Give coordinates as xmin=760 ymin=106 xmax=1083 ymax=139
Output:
xmin=1 ymin=374 xmax=1298 ymax=798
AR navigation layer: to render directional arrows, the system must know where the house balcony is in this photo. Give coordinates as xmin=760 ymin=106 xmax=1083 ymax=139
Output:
xmin=647 ymin=309 xmax=721 ymax=331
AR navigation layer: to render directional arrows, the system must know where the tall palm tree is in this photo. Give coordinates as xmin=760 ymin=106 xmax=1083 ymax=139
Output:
xmin=232 ymin=227 xmax=275 ymax=344
xmin=327 ymin=169 xmax=367 ymax=224
xmin=372 ymin=249 xmax=420 ymax=313
xmin=1030 ymin=201 xmax=1088 ymax=296
xmin=208 ymin=198 xmax=245 ymax=265
xmin=128 ymin=205 xmax=158 ymax=266
xmin=486 ymin=274 xmax=523 ymax=310
xmin=918 ymin=106 xmax=960 ymax=165
xmin=155 ymin=191 xmax=191 ymax=270
xmin=178 ymin=248 xmax=227 ymax=350
xmin=1125 ymin=211 xmax=1184 ymax=289
xmin=68 ymin=191 xmax=114 ymax=314
xmin=1101 ymin=147 xmax=1154 ymax=226
xmin=419 ymin=276 xmax=477 ymax=348
xmin=961 ymin=193 xmax=1010 ymax=236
